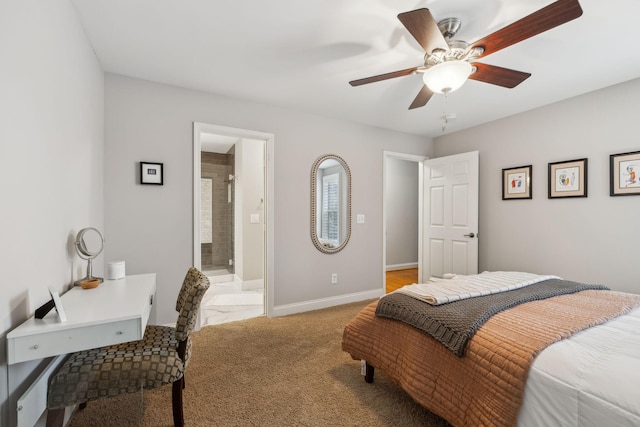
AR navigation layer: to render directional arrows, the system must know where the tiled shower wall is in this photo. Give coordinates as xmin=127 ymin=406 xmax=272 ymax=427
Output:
xmin=201 ymin=151 xmax=234 ymax=273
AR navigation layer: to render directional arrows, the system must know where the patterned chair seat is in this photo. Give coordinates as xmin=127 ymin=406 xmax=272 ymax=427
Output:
xmin=47 ymin=325 xmax=184 ymax=407
xmin=47 ymin=268 xmax=209 ymax=427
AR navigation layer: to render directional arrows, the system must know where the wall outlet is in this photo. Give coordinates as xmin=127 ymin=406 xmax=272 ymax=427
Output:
xmin=331 ymin=273 xmax=338 ymax=284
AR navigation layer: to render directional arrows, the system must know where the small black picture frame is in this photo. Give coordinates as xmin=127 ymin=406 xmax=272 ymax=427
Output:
xmin=140 ymin=162 xmax=164 ymax=185
xmin=548 ymin=158 xmax=587 ymax=199
xmin=610 ymin=150 xmax=640 ymax=196
xmin=502 ymin=165 xmax=532 ymax=200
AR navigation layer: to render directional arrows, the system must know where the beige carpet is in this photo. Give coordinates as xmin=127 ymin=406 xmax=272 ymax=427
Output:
xmin=68 ymin=300 xmax=450 ymax=426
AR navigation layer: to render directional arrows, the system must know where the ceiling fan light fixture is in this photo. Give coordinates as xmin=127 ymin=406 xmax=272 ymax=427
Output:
xmin=423 ymin=60 xmax=472 ymax=94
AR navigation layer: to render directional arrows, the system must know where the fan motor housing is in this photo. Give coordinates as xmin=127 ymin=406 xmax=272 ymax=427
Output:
xmin=438 ymin=17 xmax=461 ymax=39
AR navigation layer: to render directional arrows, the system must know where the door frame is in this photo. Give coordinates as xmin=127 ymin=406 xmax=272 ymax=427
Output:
xmin=193 ymin=122 xmax=275 ymax=317
xmin=382 ymin=151 xmax=427 ymax=291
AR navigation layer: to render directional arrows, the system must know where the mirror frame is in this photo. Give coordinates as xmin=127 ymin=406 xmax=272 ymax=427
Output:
xmin=75 ymin=227 xmax=104 ymax=259
xmin=310 ymin=154 xmax=352 ymax=254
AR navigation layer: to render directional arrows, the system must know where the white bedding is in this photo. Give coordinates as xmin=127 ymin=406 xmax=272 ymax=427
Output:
xmin=518 ymin=306 xmax=640 ymax=426
xmin=396 ymin=271 xmax=560 ymax=305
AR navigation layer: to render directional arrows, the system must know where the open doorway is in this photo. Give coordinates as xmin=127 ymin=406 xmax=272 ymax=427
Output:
xmin=383 ymin=151 xmax=426 ymax=293
xmin=199 ymin=136 xmax=237 ymax=277
xmin=193 ymin=123 xmax=274 ymax=325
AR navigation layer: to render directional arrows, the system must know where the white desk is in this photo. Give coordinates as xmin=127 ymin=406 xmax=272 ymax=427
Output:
xmin=7 ymin=273 xmax=156 ymax=365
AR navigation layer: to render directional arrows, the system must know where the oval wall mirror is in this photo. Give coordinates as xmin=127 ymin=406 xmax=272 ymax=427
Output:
xmin=311 ymin=154 xmax=352 ymax=254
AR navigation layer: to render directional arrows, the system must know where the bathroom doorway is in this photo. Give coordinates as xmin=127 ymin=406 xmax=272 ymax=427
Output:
xmin=200 ymin=147 xmax=236 ymax=276
xmin=193 ymin=123 xmax=274 ymax=325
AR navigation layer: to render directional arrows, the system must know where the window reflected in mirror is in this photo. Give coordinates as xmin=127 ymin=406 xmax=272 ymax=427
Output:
xmin=311 ymin=154 xmax=351 ymax=254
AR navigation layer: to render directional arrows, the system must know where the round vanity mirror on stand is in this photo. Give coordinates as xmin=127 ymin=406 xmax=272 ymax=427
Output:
xmin=73 ymin=227 xmax=105 ymax=287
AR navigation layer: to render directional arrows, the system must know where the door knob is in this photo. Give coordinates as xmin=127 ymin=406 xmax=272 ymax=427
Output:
xmin=464 ymin=232 xmax=476 ymax=238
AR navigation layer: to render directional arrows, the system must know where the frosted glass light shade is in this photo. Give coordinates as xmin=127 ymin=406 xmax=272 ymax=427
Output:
xmin=423 ymin=61 xmax=472 ymax=94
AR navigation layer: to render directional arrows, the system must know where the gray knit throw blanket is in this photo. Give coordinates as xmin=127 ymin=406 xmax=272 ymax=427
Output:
xmin=376 ymin=279 xmax=608 ymax=356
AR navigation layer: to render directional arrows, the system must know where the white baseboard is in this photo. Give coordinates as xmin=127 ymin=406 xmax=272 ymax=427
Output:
xmin=208 ymin=274 xmax=235 ymax=284
xmin=241 ymin=278 xmax=263 ymax=291
xmin=385 ymin=262 xmax=418 ymax=272
xmin=272 ymin=289 xmax=383 ymax=317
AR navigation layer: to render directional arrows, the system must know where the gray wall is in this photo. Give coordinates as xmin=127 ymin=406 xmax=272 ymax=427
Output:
xmin=0 ymin=1 xmax=104 ymax=425
xmin=434 ymin=78 xmax=640 ymax=294
xmin=104 ymin=74 xmax=432 ymax=325
xmin=385 ymin=158 xmax=419 ymax=268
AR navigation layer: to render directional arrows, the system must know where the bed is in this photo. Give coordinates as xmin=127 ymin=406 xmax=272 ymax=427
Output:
xmin=342 ymin=272 xmax=640 ymax=426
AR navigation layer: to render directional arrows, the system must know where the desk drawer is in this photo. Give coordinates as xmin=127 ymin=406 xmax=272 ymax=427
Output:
xmin=9 ymin=319 xmax=142 ymax=364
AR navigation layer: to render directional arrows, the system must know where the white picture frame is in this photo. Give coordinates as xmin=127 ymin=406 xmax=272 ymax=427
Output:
xmin=48 ymin=287 xmax=67 ymax=322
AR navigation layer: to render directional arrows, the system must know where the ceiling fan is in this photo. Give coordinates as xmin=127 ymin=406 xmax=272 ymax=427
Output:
xmin=349 ymin=0 xmax=583 ymax=110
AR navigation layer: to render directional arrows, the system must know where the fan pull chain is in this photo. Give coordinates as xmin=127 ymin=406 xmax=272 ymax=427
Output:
xmin=441 ymin=91 xmax=449 ymax=132
xmin=440 ymin=90 xmax=457 ymax=132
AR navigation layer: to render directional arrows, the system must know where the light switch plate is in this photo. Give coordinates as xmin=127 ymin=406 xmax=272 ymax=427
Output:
xmin=250 ymin=214 xmax=260 ymax=223
xmin=357 ymin=214 xmax=365 ymax=224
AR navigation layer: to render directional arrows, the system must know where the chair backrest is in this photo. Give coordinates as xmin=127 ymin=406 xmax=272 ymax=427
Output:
xmin=175 ymin=267 xmax=210 ymax=342
xmin=176 ymin=267 xmax=203 ymax=313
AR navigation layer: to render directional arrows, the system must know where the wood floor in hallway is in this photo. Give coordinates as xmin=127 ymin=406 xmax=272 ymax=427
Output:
xmin=385 ymin=268 xmax=418 ymax=293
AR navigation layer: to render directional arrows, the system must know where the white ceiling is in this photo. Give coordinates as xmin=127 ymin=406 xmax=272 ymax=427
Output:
xmin=71 ymin=0 xmax=640 ymax=138
xmin=200 ymin=133 xmax=239 ymax=153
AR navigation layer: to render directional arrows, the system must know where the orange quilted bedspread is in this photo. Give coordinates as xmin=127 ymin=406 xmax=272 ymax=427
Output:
xmin=342 ymin=290 xmax=640 ymax=427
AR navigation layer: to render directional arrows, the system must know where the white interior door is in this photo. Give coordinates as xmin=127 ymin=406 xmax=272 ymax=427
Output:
xmin=422 ymin=151 xmax=478 ymax=280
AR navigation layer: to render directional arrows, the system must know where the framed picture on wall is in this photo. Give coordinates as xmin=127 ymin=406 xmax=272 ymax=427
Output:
xmin=610 ymin=150 xmax=640 ymax=196
xmin=140 ymin=161 xmax=164 ymax=185
xmin=548 ymin=158 xmax=587 ymax=199
xmin=502 ymin=165 xmax=532 ymax=200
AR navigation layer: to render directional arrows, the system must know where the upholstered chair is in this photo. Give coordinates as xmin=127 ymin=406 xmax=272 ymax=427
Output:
xmin=46 ymin=267 xmax=210 ymax=427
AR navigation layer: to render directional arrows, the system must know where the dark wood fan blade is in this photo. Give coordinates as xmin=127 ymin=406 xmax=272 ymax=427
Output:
xmin=409 ymin=85 xmax=434 ymax=110
xmin=349 ymin=67 xmax=419 ymax=86
xmin=471 ymin=0 xmax=583 ymax=58
xmin=398 ymin=8 xmax=449 ymax=54
xmin=469 ymin=63 xmax=531 ymax=88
